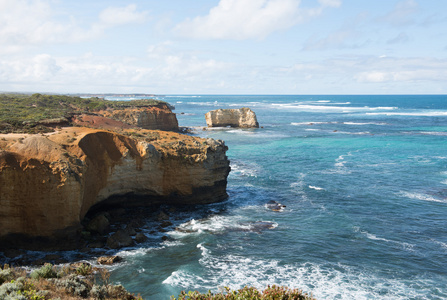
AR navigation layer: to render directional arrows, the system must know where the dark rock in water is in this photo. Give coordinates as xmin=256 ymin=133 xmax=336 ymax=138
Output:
xmin=161 ymin=235 xmax=169 ymax=241
xmin=244 ymin=221 xmax=277 ymax=233
xmin=43 ymin=254 xmax=66 ymax=264
xmin=265 ymin=200 xmax=286 ymax=212
xmin=135 ymin=233 xmax=148 ymax=243
xmin=88 ymin=241 xmax=105 ymax=248
xmin=86 ymin=214 xmax=110 ymax=234
xmin=31 ymin=259 xmax=46 ymax=266
xmin=124 ymin=225 xmax=137 ymax=236
xmin=2 ymin=249 xmax=25 ymax=258
xmin=106 ymin=230 xmax=133 ymax=249
xmin=160 ymin=221 xmax=173 ymax=228
xmin=157 ymin=211 xmax=170 ymax=221
xmin=97 ymin=255 xmax=122 ymax=265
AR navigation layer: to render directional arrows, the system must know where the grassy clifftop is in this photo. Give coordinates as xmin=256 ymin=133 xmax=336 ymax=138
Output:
xmin=0 ymin=93 xmax=165 ymax=133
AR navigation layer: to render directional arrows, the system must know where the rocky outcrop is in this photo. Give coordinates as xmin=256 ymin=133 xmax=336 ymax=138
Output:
xmin=205 ymin=107 xmax=259 ymax=128
xmin=72 ymin=115 xmax=133 ymax=131
xmin=0 ymin=127 xmax=230 ymax=248
xmin=103 ymin=103 xmax=179 ymax=131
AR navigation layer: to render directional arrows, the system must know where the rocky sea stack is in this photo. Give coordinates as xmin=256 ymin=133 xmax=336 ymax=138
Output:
xmin=205 ymin=107 xmax=259 ymax=128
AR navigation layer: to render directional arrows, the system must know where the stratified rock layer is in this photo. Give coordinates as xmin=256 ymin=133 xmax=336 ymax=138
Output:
xmin=104 ymin=104 xmax=179 ymax=131
xmin=205 ymin=107 xmax=259 ymax=128
xmin=0 ymin=128 xmax=229 ymax=245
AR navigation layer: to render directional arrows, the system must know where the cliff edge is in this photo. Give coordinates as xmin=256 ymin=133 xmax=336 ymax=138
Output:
xmin=0 ymin=127 xmax=230 ymax=247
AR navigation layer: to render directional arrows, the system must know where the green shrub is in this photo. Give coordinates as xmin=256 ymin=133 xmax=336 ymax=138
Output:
xmin=0 ymin=280 xmax=25 ymax=299
xmin=0 ymin=268 xmax=13 ymax=284
xmin=75 ymin=263 xmax=93 ymax=276
xmin=55 ymin=274 xmax=90 ymax=298
xmin=172 ymin=286 xmax=315 ymax=300
xmin=90 ymin=284 xmax=107 ymax=299
xmin=30 ymin=263 xmax=58 ymax=279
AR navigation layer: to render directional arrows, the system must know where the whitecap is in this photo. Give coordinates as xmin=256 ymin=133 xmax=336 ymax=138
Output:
xmin=164 ymin=246 xmax=432 ymax=299
xmin=342 ymin=122 xmax=387 ymax=126
xmin=431 ymin=239 xmax=447 ymax=250
xmin=230 ymin=161 xmax=261 ymax=178
xmin=399 ymin=191 xmax=447 ymax=204
xmin=166 ymin=95 xmax=200 ymax=98
xmin=354 ymin=228 xmax=414 ymax=251
xmin=116 ymin=248 xmax=153 ymax=257
xmin=291 ymin=122 xmax=337 ymax=125
xmin=171 ymin=215 xmax=253 ymax=235
xmin=162 ymin=240 xmax=184 ymax=247
xmin=308 ymin=185 xmax=324 ymax=191
xmin=367 ymin=111 xmax=447 ymax=117
xmin=271 ymin=103 xmax=397 ymax=113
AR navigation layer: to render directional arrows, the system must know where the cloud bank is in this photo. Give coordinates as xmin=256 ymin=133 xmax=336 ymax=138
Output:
xmin=174 ymin=0 xmax=341 ymax=40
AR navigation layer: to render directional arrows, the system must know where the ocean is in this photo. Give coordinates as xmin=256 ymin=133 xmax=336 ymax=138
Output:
xmin=109 ymin=95 xmax=447 ymax=299
xmin=7 ymin=95 xmax=447 ymax=299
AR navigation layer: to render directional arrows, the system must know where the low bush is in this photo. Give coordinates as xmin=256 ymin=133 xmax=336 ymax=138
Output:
xmin=75 ymin=262 xmax=93 ymax=276
xmin=0 ymin=263 xmax=143 ymax=299
xmin=30 ymin=263 xmax=58 ymax=279
xmin=172 ymin=285 xmax=315 ymax=300
xmin=0 ymin=268 xmax=13 ymax=284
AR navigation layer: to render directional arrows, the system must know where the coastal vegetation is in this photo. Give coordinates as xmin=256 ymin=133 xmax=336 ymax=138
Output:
xmin=0 ymin=263 xmax=142 ymax=299
xmin=1 ymin=264 xmax=315 ymax=300
xmin=172 ymin=286 xmax=315 ymax=300
xmin=0 ymin=93 xmax=165 ymax=133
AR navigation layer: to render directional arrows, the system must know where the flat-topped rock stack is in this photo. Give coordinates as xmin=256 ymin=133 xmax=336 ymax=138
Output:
xmin=205 ymin=107 xmax=259 ymax=128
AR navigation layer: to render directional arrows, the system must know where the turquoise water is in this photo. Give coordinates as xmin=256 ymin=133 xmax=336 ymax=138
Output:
xmin=84 ymin=96 xmax=447 ymax=299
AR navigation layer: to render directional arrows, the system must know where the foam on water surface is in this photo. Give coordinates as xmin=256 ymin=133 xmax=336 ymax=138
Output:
xmin=92 ymin=95 xmax=447 ymax=299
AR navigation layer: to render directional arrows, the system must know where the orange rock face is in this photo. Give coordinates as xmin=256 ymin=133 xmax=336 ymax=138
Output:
xmin=102 ymin=104 xmax=179 ymax=131
xmin=0 ymin=128 xmax=229 ymax=244
xmin=72 ymin=104 xmax=179 ymax=132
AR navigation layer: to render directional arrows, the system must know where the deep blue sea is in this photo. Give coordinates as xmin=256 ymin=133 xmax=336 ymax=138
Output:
xmin=108 ymin=95 xmax=447 ymax=299
xmin=6 ymin=95 xmax=447 ymax=299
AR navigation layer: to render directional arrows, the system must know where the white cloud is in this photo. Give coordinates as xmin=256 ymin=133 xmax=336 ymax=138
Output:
xmin=1 ymin=52 xmax=446 ymax=94
xmin=279 ymin=55 xmax=447 ymax=85
xmin=174 ymin=0 xmax=341 ymax=40
xmin=318 ymin=0 xmax=341 ymax=8
xmin=377 ymin=0 xmax=418 ymax=26
xmin=0 ymin=45 xmax=229 ymax=93
xmin=98 ymin=4 xmax=148 ymax=26
xmin=0 ymin=1 xmax=149 ymax=54
xmin=356 ymin=71 xmax=389 ymax=83
xmin=303 ymin=29 xmax=359 ymax=50
xmin=146 ymin=42 xmax=228 ymax=80
xmin=387 ymin=32 xmax=410 ymax=44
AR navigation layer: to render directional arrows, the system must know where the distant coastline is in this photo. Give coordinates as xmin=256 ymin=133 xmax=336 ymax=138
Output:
xmin=72 ymin=93 xmax=158 ymax=98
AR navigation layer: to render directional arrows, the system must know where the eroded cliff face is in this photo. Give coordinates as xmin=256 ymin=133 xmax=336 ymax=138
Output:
xmin=205 ymin=107 xmax=259 ymax=128
xmin=0 ymin=128 xmax=229 ymax=243
xmin=101 ymin=104 xmax=179 ymax=131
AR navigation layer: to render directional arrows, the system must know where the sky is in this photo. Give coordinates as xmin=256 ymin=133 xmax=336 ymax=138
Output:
xmin=0 ymin=0 xmax=446 ymax=95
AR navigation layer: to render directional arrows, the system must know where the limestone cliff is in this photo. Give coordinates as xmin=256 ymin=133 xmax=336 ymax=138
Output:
xmin=205 ymin=107 xmax=259 ymax=128
xmin=101 ymin=103 xmax=179 ymax=131
xmin=0 ymin=128 xmax=229 ymax=245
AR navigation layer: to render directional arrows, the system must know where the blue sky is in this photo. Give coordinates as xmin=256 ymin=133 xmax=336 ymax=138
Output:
xmin=0 ymin=0 xmax=446 ymax=94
